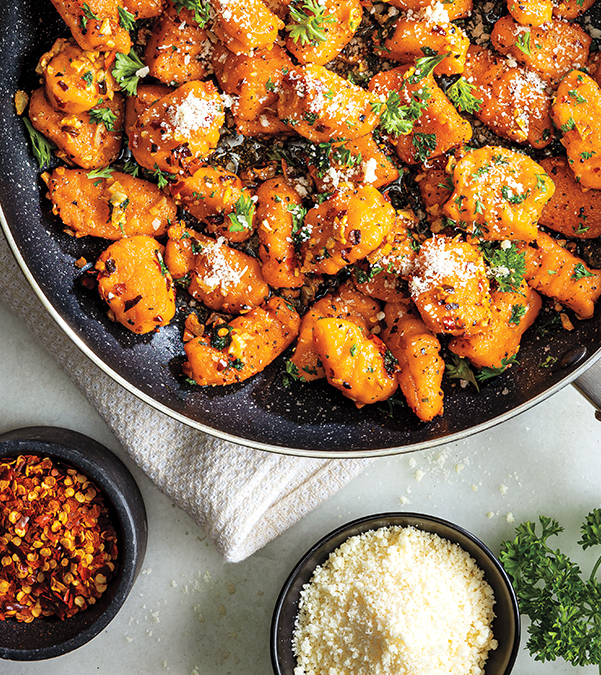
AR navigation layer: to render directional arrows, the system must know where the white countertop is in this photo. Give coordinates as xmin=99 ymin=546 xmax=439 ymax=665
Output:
xmin=0 ymin=296 xmax=599 ymax=675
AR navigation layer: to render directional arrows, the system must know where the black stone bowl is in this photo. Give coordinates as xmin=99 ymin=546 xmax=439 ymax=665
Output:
xmin=271 ymin=512 xmax=520 ymax=675
xmin=0 ymin=426 xmax=147 ymax=661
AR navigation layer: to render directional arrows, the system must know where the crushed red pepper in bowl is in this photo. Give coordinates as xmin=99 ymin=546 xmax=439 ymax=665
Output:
xmin=0 ymin=454 xmax=119 ymax=623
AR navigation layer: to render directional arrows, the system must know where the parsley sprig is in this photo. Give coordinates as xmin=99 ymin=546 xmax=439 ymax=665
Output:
xmin=286 ymin=0 xmax=335 ymax=46
xmin=480 ymin=242 xmax=526 ymax=293
xmin=371 ymin=89 xmax=429 ymax=136
xmin=228 ymin=192 xmax=255 ymax=232
xmin=112 ymin=50 xmax=146 ymax=96
xmin=173 ymin=0 xmax=211 ymax=27
xmin=500 ymin=510 xmax=601 ymax=668
xmin=23 ymin=119 xmax=55 ymax=169
xmin=88 ymin=105 xmax=117 ymax=131
xmin=446 ymin=77 xmax=483 ymax=114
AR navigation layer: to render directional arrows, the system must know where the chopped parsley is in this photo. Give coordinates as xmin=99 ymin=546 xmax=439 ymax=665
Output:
xmin=480 ymin=241 xmax=526 ymax=293
xmin=88 ymin=105 xmax=117 ymax=131
xmin=446 ymin=77 xmax=483 ymax=114
xmin=112 ymin=50 xmax=146 ymax=96
xmin=477 ymin=355 xmax=519 ymax=382
xmin=23 ymin=119 xmax=55 ymax=169
xmin=228 ymin=191 xmax=255 ymax=232
xmin=412 ymin=132 xmax=437 ymax=163
xmin=501 ymin=185 xmax=530 ymax=205
xmin=286 ymin=0 xmax=335 ymax=46
xmin=173 ymin=0 xmax=211 ymax=27
xmin=406 ymin=53 xmax=448 ymax=84
xmin=371 ymin=88 xmax=430 ymax=136
xmin=515 ymin=31 xmax=531 ymax=56
xmin=572 ymin=262 xmax=594 ymax=280
xmin=118 ymin=6 xmax=136 ymax=31
xmin=87 ymin=166 xmax=114 ymax=180
xmin=446 ymin=354 xmax=479 ymax=392
xmin=509 ymin=304 xmax=526 ymax=325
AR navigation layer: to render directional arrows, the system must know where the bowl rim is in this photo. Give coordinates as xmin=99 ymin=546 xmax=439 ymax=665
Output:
xmin=0 ymin=425 xmax=148 ymax=661
xmin=270 ymin=511 xmax=521 ymax=675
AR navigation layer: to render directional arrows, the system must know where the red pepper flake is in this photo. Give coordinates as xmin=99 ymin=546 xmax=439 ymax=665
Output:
xmin=0 ymin=455 xmax=119 ymax=623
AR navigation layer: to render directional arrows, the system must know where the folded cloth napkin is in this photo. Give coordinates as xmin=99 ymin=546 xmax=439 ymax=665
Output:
xmin=0 ymin=230 xmax=371 ymax=563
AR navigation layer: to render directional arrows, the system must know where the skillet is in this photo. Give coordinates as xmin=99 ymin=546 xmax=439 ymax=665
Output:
xmin=1 ymin=0 xmax=600 ymax=457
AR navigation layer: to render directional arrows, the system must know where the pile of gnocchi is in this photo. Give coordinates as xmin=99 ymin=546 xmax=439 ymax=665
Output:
xmin=21 ymin=0 xmax=601 ymax=422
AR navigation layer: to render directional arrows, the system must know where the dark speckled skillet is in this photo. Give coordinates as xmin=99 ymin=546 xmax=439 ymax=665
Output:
xmin=1 ymin=1 xmax=601 ymax=457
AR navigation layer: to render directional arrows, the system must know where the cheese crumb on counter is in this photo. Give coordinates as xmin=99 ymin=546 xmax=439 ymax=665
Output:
xmin=293 ymin=526 xmax=497 ymax=675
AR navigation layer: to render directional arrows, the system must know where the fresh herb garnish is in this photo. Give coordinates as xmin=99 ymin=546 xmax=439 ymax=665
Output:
xmin=572 ymin=262 xmax=595 ymax=280
xmin=509 ymin=304 xmax=526 ymax=325
xmin=286 ymin=0 xmax=335 ymax=46
xmin=515 ymin=31 xmax=531 ymax=56
xmin=112 ymin=50 xmax=146 ymax=96
xmin=477 ymin=354 xmax=518 ymax=382
xmin=501 ymin=185 xmax=530 ymax=205
xmin=371 ymin=89 xmax=430 ymax=136
xmin=412 ymin=132 xmax=437 ymax=163
xmin=87 ymin=166 xmax=114 ymax=180
xmin=173 ymin=0 xmax=211 ymax=26
xmin=446 ymin=77 xmax=483 ymax=114
xmin=446 ymin=354 xmax=479 ymax=392
xmin=406 ymin=53 xmax=448 ymax=84
xmin=500 ymin=510 xmax=601 ymax=668
xmin=228 ymin=192 xmax=255 ymax=232
xmin=88 ymin=106 xmax=117 ymax=131
xmin=118 ymin=6 xmax=136 ymax=31
xmin=480 ymin=241 xmax=526 ymax=293
xmin=23 ymin=119 xmax=55 ymax=169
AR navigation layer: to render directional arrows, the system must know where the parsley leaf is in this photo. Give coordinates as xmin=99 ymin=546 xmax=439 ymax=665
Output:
xmin=446 ymin=354 xmax=479 ymax=392
xmin=514 ymin=30 xmax=531 ymax=56
xmin=372 ymin=89 xmax=429 ymax=136
xmin=112 ymin=50 xmax=146 ymax=96
xmin=118 ymin=6 xmax=136 ymax=31
xmin=87 ymin=166 xmax=114 ymax=180
xmin=228 ymin=191 xmax=255 ymax=232
xmin=446 ymin=77 xmax=483 ymax=114
xmin=509 ymin=304 xmax=526 ymax=325
xmin=501 ymin=185 xmax=530 ymax=205
xmin=286 ymin=0 xmax=335 ymax=46
xmin=173 ymin=0 xmax=211 ymax=27
xmin=22 ymin=118 xmax=55 ymax=169
xmin=406 ymin=53 xmax=448 ymax=84
xmin=479 ymin=241 xmax=526 ymax=293
xmin=499 ymin=510 xmax=601 ymax=668
xmin=88 ymin=105 xmax=117 ymax=131
xmin=477 ymin=354 xmax=518 ymax=382
xmin=412 ymin=132 xmax=437 ymax=163
xmin=572 ymin=262 xmax=595 ymax=280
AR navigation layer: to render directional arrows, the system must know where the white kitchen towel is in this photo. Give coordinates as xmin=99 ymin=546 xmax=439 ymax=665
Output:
xmin=0 ymin=231 xmax=371 ymax=563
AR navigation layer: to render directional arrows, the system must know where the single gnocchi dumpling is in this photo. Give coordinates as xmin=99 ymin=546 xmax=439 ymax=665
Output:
xmin=44 ymin=167 xmax=177 ymax=239
xmin=313 ymin=318 xmax=398 ymax=408
xmin=37 ymin=38 xmax=117 ymax=114
xmin=551 ymin=70 xmax=601 ymax=190
xmin=95 ymin=235 xmax=176 ymax=334
xmin=299 ymin=184 xmax=396 ymax=276
xmin=49 ymin=0 xmax=131 ymax=54
xmin=443 ymin=146 xmax=555 ymax=241
xmin=183 ymin=297 xmax=300 ymax=386
xmin=277 ymin=64 xmax=382 ymax=142
xmin=409 ymin=235 xmax=492 ymax=336
xmin=28 ymin=87 xmax=124 ymax=170
xmin=129 ymin=80 xmax=224 ymax=175
xmin=381 ymin=298 xmax=445 ymax=422
xmin=449 ymin=282 xmax=542 ymax=370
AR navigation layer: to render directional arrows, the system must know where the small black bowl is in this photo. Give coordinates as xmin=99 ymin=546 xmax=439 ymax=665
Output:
xmin=0 ymin=426 xmax=147 ymax=661
xmin=271 ymin=512 xmax=520 ymax=675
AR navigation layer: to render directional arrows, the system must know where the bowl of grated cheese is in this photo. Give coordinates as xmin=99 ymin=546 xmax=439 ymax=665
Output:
xmin=271 ymin=512 xmax=520 ymax=675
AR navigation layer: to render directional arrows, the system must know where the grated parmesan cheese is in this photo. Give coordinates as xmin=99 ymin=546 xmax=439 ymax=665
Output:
xmin=293 ymin=526 xmax=497 ymax=675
